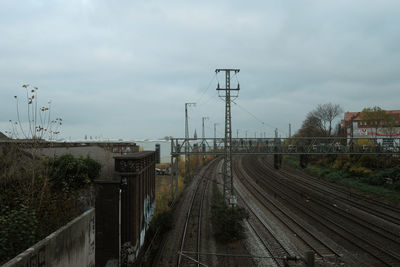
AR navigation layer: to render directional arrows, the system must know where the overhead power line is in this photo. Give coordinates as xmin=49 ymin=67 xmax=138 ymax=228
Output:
xmin=195 ymin=73 xmax=217 ymax=105
xmin=231 ymin=100 xmax=277 ymax=131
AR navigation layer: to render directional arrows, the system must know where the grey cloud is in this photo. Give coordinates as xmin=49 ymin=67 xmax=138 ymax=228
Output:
xmin=1 ymin=0 xmax=399 ymax=139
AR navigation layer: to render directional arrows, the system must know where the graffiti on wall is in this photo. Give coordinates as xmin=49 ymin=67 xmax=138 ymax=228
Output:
xmin=88 ymin=215 xmax=95 ymax=267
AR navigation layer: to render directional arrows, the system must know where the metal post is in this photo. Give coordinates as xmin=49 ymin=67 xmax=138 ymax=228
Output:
xmin=216 ymin=68 xmax=240 ymax=205
xmin=170 ymin=140 xmax=175 ymax=200
xmin=289 ymin=123 xmax=291 ymax=138
xmin=170 ymin=139 xmax=180 ymax=201
xmin=214 ymin=123 xmax=218 ymax=152
xmin=202 ymin=116 xmax=209 ymax=163
xmin=175 ymin=139 xmax=179 ymax=197
xmin=185 ymin=103 xmax=195 ymax=181
xmin=119 ymin=189 xmax=122 ymax=267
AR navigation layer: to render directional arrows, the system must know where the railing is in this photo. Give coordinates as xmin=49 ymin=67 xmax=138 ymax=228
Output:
xmin=170 ymin=137 xmax=400 ymax=155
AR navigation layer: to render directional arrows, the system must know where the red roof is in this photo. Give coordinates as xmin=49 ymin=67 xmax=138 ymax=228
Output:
xmin=344 ymin=110 xmax=400 ymax=122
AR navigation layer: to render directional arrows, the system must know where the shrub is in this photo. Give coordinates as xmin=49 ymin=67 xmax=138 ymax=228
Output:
xmin=325 ymin=170 xmax=347 ymax=182
xmin=210 ymin=184 xmax=249 ymax=243
xmin=362 ymin=176 xmax=385 ymax=186
xmin=150 ymin=210 xmax=173 ymax=235
xmin=0 ymin=202 xmax=38 ymax=264
xmin=349 ymin=166 xmax=372 ymax=177
xmin=282 ymin=156 xmax=298 ymax=168
xmin=393 ymin=180 xmax=400 ymax=191
xmin=50 ymin=155 xmax=101 ymax=193
xmin=0 ymin=151 xmax=101 ymax=264
xmin=357 ymin=155 xmax=375 ymax=168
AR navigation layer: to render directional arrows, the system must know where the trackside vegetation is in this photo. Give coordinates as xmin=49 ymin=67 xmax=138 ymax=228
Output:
xmin=283 ymin=155 xmax=400 ymax=201
xmin=210 ymin=183 xmax=249 ymax=243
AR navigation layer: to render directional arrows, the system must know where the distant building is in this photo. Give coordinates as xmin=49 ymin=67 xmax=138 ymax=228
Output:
xmin=341 ymin=110 xmax=400 ymax=138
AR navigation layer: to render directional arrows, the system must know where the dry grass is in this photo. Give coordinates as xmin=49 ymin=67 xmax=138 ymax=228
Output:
xmin=154 ymin=155 xmax=215 ymax=215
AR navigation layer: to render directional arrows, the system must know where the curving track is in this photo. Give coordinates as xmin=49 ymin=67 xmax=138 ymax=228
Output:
xmin=233 ymin=156 xmax=342 ymax=266
xmin=154 ymin=159 xmax=220 ymax=267
xmin=237 ymin=155 xmax=400 ymax=266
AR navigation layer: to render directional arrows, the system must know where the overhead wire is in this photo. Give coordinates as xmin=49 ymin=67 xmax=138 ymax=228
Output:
xmin=191 ymin=70 xmax=284 ymax=138
xmin=195 ymin=73 xmax=217 ymax=105
xmin=231 ymin=100 xmax=283 ymax=135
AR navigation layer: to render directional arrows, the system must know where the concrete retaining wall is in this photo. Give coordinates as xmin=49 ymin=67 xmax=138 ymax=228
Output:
xmin=4 ymin=208 xmax=95 ymax=267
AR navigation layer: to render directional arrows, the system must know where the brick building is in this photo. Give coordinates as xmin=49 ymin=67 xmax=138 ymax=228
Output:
xmin=95 ymin=151 xmax=156 ymax=266
xmin=342 ymin=110 xmax=400 ymax=139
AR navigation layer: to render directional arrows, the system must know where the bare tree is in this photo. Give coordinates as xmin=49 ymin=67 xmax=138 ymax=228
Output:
xmin=313 ymin=103 xmax=343 ymax=136
xmin=298 ymin=112 xmax=325 ymax=137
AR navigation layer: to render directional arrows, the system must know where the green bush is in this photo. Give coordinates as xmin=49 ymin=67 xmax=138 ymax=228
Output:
xmin=0 ymin=202 xmax=38 ymax=264
xmin=349 ymin=166 xmax=372 ymax=177
xmin=150 ymin=210 xmax=173 ymax=235
xmin=393 ymin=180 xmax=400 ymax=191
xmin=357 ymin=155 xmax=376 ymax=169
xmin=361 ymin=176 xmax=385 ymax=186
xmin=282 ymin=156 xmax=299 ymax=168
xmin=210 ymin=184 xmax=249 ymax=243
xmin=0 ymin=152 xmax=101 ymax=264
xmin=50 ymin=154 xmax=101 ymax=193
xmin=325 ymin=170 xmax=347 ymax=182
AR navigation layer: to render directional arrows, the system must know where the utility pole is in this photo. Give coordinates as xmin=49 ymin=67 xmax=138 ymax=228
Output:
xmin=185 ymin=103 xmax=196 ymax=181
xmin=236 ymin=129 xmax=239 ymax=138
xmin=214 ymin=123 xmax=219 ymax=152
xmin=289 ymin=123 xmax=291 ymax=138
xmin=216 ymin=68 xmax=240 ymax=205
xmin=202 ymin=116 xmax=209 ymax=163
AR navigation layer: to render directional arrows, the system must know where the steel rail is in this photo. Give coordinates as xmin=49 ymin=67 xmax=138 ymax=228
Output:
xmin=233 ymin=173 xmax=291 ymax=267
xmin=234 ymin=157 xmax=341 ymax=260
xmin=197 ymin=168 xmax=211 ymax=267
xmin=177 ymin=171 xmax=204 ymax=267
xmin=274 ymin=161 xmax=400 ymax=225
xmin=177 ymin=158 xmax=219 ymax=267
xmin=262 ymin=159 xmax=400 ymax=238
xmin=249 ymin=156 xmax=400 ymax=266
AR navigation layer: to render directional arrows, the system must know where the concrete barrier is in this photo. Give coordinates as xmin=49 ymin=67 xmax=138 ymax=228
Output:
xmin=3 ymin=208 xmax=95 ymax=267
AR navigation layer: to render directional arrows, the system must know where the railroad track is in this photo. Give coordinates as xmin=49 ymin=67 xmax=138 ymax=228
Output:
xmin=233 ymin=156 xmax=342 ymax=264
xmin=259 ymin=158 xmax=400 ymax=244
xmin=232 ymin=175 xmax=294 ymax=267
xmin=177 ymin=158 xmax=220 ymax=267
xmin=245 ymin=155 xmax=400 ymax=266
xmin=273 ymin=156 xmax=400 ymax=225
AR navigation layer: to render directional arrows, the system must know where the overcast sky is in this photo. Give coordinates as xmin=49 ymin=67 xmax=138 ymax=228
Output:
xmin=1 ymin=0 xmax=399 ymax=140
